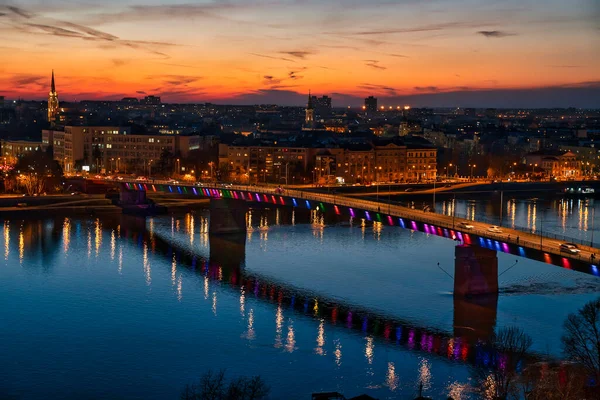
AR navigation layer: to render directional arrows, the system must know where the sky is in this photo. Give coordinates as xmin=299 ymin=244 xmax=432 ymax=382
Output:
xmin=0 ymin=0 xmax=599 ymax=107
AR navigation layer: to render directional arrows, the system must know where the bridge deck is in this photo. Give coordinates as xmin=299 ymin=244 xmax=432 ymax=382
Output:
xmin=121 ymin=180 xmax=599 ymax=267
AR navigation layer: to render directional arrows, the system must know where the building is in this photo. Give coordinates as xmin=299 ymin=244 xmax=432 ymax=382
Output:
xmin=523 ymin=150 xmax=581 ymax=178
xmin=142 ymin=95 xmax=161 ymax=105
xmin=0 ymin=140 xmax=43 ymax=164
xmin=218 ymin=140 xmax=437 ymax=184
xmin=47 ymin=70 xmax=59 ymax=125
xmin=311 ymin=95 xmax=332 ymax=120
xmin=406 ymin=146 xmax=437 ymax=182
xmin=42 ymin=126 xmax=198 ymax=174
xmin=304 ymin=91 xmax=315 ymax=129
xmin=219 ymin=143 xmax=312 ymax=184
xmin=364 ymin=96 xmax=378 ymax=113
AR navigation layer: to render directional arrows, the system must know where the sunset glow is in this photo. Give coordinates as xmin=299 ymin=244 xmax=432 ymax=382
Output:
xmin=1 ymin=0 xmax=599 ymax=106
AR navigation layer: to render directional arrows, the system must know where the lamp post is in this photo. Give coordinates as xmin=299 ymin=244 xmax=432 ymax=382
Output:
xmin=449 ymin=163 xmax=458 ymax=178
xmin=148 ymin=159 xmax=153 ymax=177
xmin=176 ymin=158 xmax=181 ymax=176
xmin=469 ymin=164 xmax=476 ymax=181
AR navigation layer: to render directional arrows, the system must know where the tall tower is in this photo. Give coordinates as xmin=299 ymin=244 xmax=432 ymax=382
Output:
xmin=305 ymin=90 xmax=314 ymax=129
xmin=48 ymin=70 xmax=59 ymax=125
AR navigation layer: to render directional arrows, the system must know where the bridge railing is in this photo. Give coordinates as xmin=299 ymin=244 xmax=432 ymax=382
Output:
xmin=121 ymin=180 xmax=598 ymax=259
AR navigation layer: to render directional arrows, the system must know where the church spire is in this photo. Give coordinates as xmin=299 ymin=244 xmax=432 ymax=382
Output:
xmin=48 ymin=70 xmax=59 ymax=125
xmin=307 ymin=90 xmax=313 ymax=109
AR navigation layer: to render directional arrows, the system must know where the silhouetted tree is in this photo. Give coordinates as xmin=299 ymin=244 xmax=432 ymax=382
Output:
xmin=477 ymin=326 xmax=533 ymax=400
xmin=10 ymin=148 xmax=63 ymax=195
xmin=180 ymin=369 xmax=269 ymax=400
xmin=520 ymin=362 xmax=587 ymax=400
xmin=562 ymin=297 xmax=600 ymax=385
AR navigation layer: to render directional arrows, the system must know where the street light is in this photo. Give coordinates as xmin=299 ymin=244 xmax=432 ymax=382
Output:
xmin=469 ymin=164 xmax=476 ymax=181
xmin=148 ymin=159 xmax=153 ymax=176
xmin=449 ymin=163 xmax=458 ymax=178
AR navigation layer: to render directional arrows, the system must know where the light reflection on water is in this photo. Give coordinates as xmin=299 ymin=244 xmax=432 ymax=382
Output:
xmin=437 ymin=196 xmax=599 ymax=245
xmin=0 ymin=209 xmax=599 ymax=399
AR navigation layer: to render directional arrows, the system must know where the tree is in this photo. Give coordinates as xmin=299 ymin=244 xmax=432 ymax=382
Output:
xmin=477 ymin=326 xmax=533 ymax=400
xmin=520 ymin=362 xmax=587 ymax=400
xmin=180 ymin=369 xmax=269 ymax=400
xmin=562 ymin=297 xmax=600 ymax=385
xmin=11 ymin=149 xmax=63 ymax=195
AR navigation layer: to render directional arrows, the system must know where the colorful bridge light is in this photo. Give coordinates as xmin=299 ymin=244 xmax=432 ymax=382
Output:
xmin=592 ymin=265 xmax=598 ymax=276
xmin=168 ymin=185 xmax=173 ymax=193
xmin=151 ymin=184 xmax=157 ymax=192
xmin=387 ymin=215 xmax=393 ymax=225
xmin=562 ymin=257 xmax=572 ymax=269
xmin=319 ymin=203 xmax=326 ymax=211
xmin=463 ymin=234 xmax=471 ymax=245
xmin=177 ymin=186 xmax=182 ymax=194
xmin=305 ymin=200 xmax=311 ymax=209
xmin=263 ymin=194 xmax=269 ymax=202
xmin=365 ymin=211 xmax=371 ymax=221
xmin=399 ymin=218 xmax=405 ymax=228
xmin=349 ymin=208 xmax=355 ymax=217
xmin=192 ymin=187 xmax=198 ymax=195
xmin=292 ymin=198 xmax=297 ymax=207
xmin=279 ymin=196 xmax=285 ymax=205
xmin=255 ymin=193 xmax=261 ymax=202
xmin=334 ymin=205 xmax=340 ymax=215
xmin=271 ymin=195 xmax=277 ymax=204
xmin=411 ymin=220 xmax=417 ymax=230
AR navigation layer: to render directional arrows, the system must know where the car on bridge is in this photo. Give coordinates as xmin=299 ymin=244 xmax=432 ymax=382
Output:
xmin=560 ymin=243 xmax=581 ymax=254
xmin=458 ymin=222 xmax=474 ymax=230
xmin=487 ymin=225 xmax=503 ymax=233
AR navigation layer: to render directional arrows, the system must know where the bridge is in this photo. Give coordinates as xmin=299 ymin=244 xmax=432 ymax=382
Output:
xmin=118 ymin=179 xmax=600 ymax=298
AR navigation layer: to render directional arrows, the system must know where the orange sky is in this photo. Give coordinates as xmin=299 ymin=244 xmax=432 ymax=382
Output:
xmin=1 ymin=1 xmax=599 ymax=106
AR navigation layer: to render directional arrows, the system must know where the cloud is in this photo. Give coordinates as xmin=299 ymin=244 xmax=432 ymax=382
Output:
xmin=153 ymin=75 xmax=202 ymax=86
xmin=263 ymin=75 xmax=281 ymax=85
xmin=414 ymin=86 xmax=439 ymax=92
xmin=249 ymin=53 xmax=294 ymax=62
xmin=333 ymin=21 xmax=490 ymax=36
xmin=280 ymin=51 xmax=314 ymax=59
xmin=136 ymin=91 xmax=147 ymax=95
xmin=112 ymin=59 xmax=128 ymax=67
xmin=6 ymin=6 xmax=32 ymax=19
xmin=364 ymin=60 xmax=386 ymax=70
xmin=477 ymin=30 xmax=516 ymax=38
xmin=25 ymin=23 xmax=82 ymax=38
xmin=1 ymin=5 xmax=175 ymax=58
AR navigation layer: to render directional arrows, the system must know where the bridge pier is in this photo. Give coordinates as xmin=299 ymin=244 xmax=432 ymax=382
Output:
xmin=209 ymin=197 xmax=248 ymax=235
xmin=454 ymin=245 xmax=498 ymax=297
xmin=119 ymin=189 xmax=147 ymax=205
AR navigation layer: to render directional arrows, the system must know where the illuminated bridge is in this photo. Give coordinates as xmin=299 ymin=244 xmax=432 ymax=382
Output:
xmin=119 ymin=180 xmax=600 ymax=296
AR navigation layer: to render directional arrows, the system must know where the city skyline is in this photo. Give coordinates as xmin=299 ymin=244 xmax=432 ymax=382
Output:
xmin=1 ymin=0 xmax=599 ymax=107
